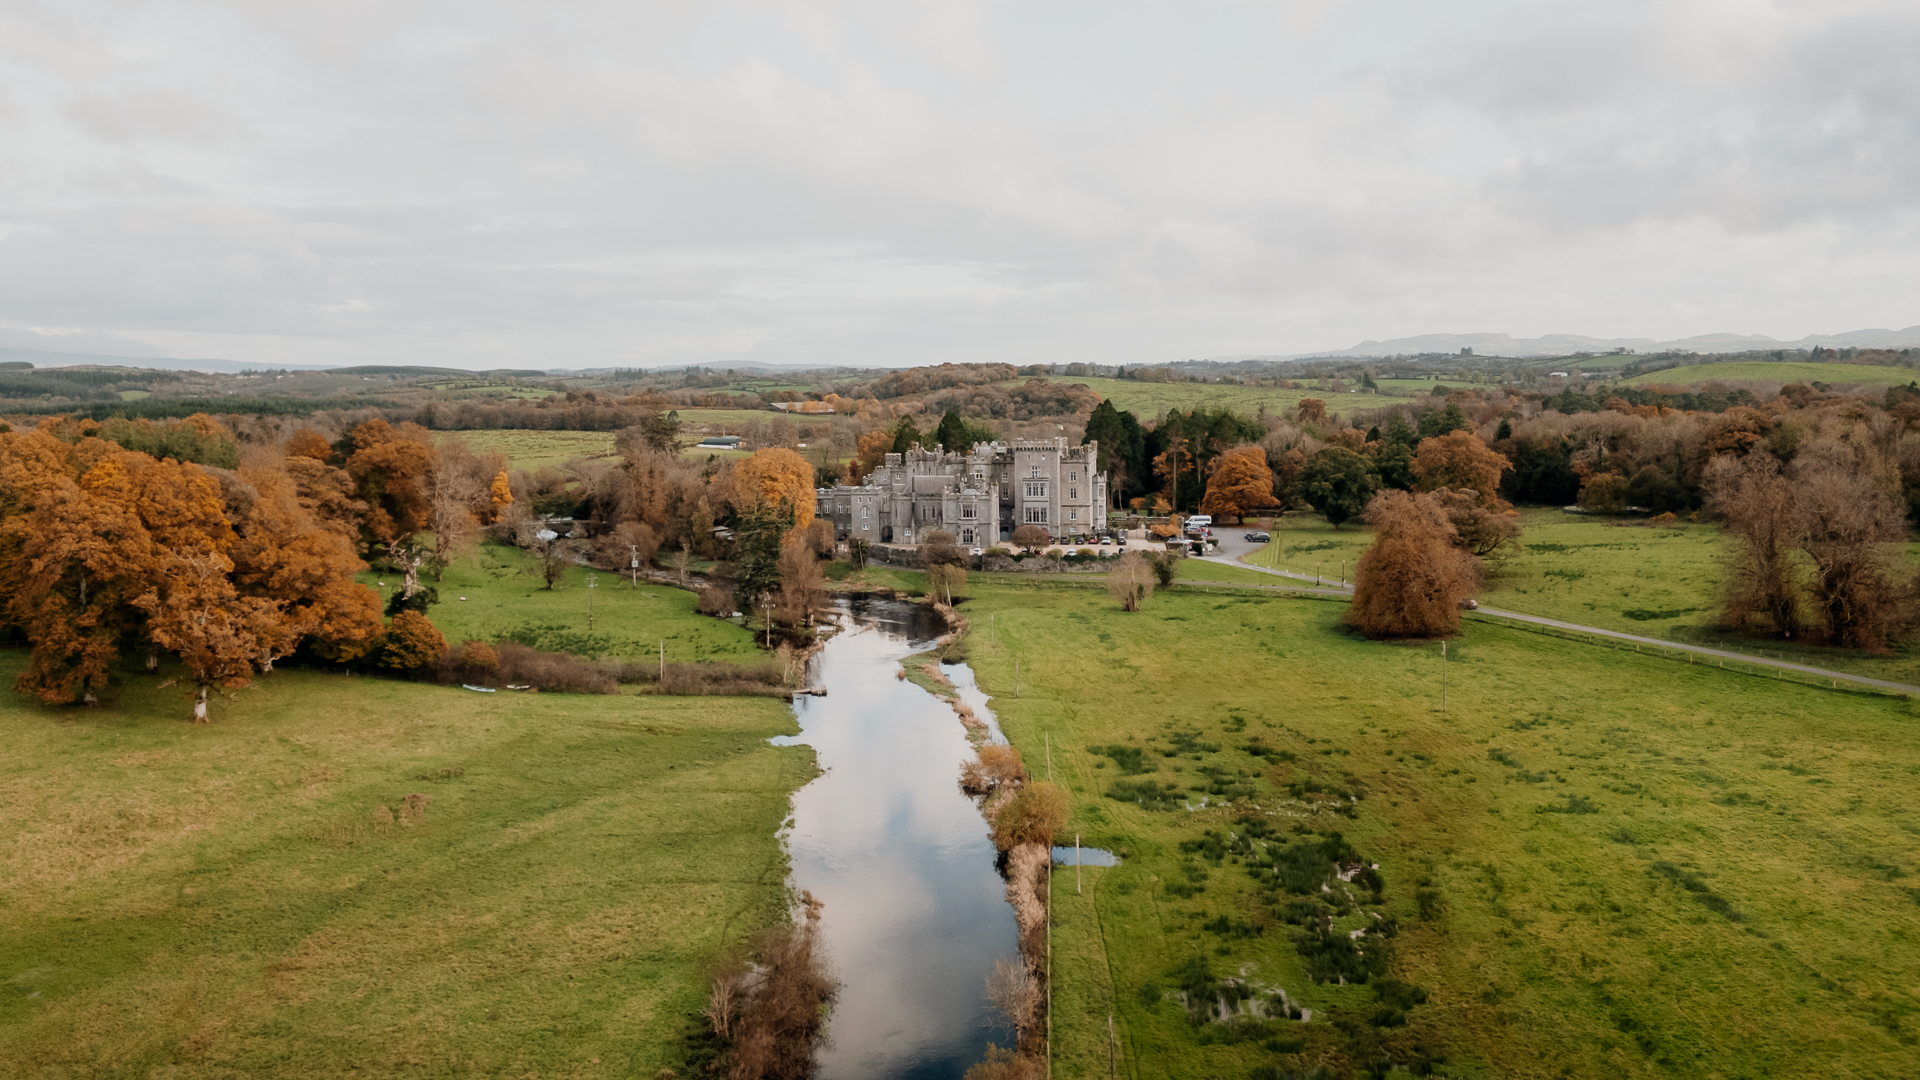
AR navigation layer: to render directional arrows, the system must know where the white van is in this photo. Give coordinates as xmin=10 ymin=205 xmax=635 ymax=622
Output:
xmin=1184 ymin=515 xmax=1212 ymax=528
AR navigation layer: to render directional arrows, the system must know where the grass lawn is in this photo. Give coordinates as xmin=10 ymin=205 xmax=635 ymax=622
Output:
xmin=0 ymin=657 xmax=811 ymax=1078
xmin=952 ymin=578 xmax=1920 ymax=1078
xmin=382 ymin=541 xmax=765 ymax=664
xmin=443 ymin=430 xmax=617 ymax=471
xmin=1623 ymin=361 xmax=1918 ymax=389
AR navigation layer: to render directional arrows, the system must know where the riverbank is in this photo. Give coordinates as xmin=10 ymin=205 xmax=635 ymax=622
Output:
xmin=953 ymin=577 xmax=1920 ymax=1078
xmin=0 ymin=658 xmax=812 ymax=1078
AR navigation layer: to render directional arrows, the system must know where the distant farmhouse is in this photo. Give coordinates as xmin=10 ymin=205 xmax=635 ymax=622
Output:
xmin=694 ymin=435 xmax=743 ymax=450
xmin=818 ymin=438 xmax=1108 ymax=546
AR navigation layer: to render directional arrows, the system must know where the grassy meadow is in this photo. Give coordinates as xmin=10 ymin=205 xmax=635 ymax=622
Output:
xmin=380 ymin=541 xmax=763 ymax=664
xmin=1246 ymin=512 xmax=1920 ymax=686
xmin=0 ymin=654 xmax=812 ymax=1078
xmin=952 ymin=576 xmax=1920 ymax=1078
xmin=1623 ymin=361 xmax=1918 ymax=390
xmin=1041 ymin=377 xmax=1358 ymax=421
xmin=443 ymin=429 xmax=617 ymax=471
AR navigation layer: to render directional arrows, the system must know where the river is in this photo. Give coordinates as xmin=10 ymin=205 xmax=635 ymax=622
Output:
xmin=771 ymin=596 xmax=1017 ymax=1080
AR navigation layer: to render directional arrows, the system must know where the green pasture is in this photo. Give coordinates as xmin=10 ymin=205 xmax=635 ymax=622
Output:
xmin=1624 ymin=361 xmax=1917 ymax=389
xmin=1245 ymin=511 xmax=1920 ymax=685
xmin=1041 ymin=377 xmax=1352 ymax=421
xmin=376 ymin=541 xmax=762 ymax=664
xmin=0 ymin=653 xmax=810 ymax=1078
xmin=955 ymin=577 xmax=1920 ymax=1078
xmin=442 ymin=430 xmax=617 ymax=472
xmin=678 ymin=408 xmax=834 ymax=429
xmin=115 ymin=389 xmax=152 ymax=401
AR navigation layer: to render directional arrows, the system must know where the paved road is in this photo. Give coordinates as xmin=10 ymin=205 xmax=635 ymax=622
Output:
xmin=1194 ymin=527 xmax=1920 ymax=697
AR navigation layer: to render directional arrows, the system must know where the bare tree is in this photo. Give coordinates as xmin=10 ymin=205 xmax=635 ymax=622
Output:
xmin=1792 ymin=439 xmax=1913 ymax=649
xmin=1106 ymin=550 xmax=1154 ymax=611
xmin=775 ymin=538 xmax=825 ymax=625
xmin=1010 ymin=524 xmax=1050 ymax=550
xmin=1706 ymin=452 xmax=1807 ymax=639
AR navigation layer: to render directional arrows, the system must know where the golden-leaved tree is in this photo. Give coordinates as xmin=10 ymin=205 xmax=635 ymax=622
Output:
xmin=731 ymin=448 xmax=816 ymax=533
xmin=0 ymin=424 xmax=389 ymax=720
xmin=1199 ymin=446 xmax=1275 ymax=519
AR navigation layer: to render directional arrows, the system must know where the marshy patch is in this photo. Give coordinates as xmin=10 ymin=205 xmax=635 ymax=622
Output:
xmin=1107 ymin=779 xmax=1186 ymax=811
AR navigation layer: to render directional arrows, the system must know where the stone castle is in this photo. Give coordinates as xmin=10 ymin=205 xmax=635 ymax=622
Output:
xmin=817 ymin=438 xmax=1108 ymax=546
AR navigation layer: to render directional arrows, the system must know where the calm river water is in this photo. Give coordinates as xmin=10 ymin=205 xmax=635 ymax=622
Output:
xmin=771 ymin=596 xmax=1016 ymax=1080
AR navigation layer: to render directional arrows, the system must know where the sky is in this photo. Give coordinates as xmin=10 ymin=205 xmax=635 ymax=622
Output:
xmin=0 ymin=0 xmax=1916 ymax=369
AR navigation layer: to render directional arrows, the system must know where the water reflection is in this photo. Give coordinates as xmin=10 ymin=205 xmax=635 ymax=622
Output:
xmin=1050 ymin=847 xmax=1121 ymax=867
xmin=772 ymin=598 xmax=1016 ymax=1080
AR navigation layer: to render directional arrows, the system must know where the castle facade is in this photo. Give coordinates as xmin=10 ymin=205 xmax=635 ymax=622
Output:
xmin=818 ymin=438 xmax=1108 ymax=546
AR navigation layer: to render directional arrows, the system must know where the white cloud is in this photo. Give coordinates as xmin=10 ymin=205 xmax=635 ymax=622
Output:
xmin=0 ymin=0 xmax=1914 ymax=367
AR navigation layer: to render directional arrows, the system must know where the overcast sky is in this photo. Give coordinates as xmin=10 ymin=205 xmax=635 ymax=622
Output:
xmin=1 ymin=0 xmax=1916 ymax=369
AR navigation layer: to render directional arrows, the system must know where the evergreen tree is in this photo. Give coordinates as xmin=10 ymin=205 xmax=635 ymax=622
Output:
xmin=1385 ymin=413 xmax=1418 ymax=448
xmin=1366 ymin=425 xmax=1382 ymax=443
xmin=934 ymin=410 xmax=971 ymax=453
xmin=1495 ymin=417 xmax=1513 ymax=441
xmin=890 ymin=416 xmax=922 ymax=455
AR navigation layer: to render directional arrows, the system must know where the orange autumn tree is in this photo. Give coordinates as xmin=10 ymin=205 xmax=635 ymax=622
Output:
xmin=489 ymin=469 xmax=514 ymax=519
xmin=1199 ymin=446 xmax=1275 ymax=520
xmin=0 ymin=426 xmax=388 ymax=719
xmin=1346 ymin=490 xmax=1478 ymax=639
xmin=731 ymin=448 xmax=817 ymax=534
xmin=1411 ymin=430 xmax=1511 ymax=507
xmin=340 ymin=419 xmax=436 ymax=551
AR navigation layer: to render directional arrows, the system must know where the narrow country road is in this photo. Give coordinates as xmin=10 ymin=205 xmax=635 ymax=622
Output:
xmin=1190 ymin=538 xmax=1920 ymax=697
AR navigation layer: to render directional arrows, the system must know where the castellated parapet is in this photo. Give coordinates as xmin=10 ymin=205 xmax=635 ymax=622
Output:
xmin=817 ymin=437 xmax=1108 ymax=545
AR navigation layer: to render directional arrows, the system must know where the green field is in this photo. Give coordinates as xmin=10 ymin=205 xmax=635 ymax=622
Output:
xmin=1247 ymin=511 xmax=1920 ymax=685
xmin=380 ymin=541 xmax=763 ymax=664
xmin=954 ymin=576 xmax=1920 ymax=1078
xmin=0 ymin=654 xmax=811 ymax=1077
xmin=1624 ymin=361 xmax=1917 ymax=389
xmin=678 ymin=408 xmax=834 ymax=430
xmin=1042 ymin=377 xmax=1355 ymax=421
xmin=115 ymin=389 xmax=152 ymax=401
xmin=442 ymin=430 xmax=617 ymax=471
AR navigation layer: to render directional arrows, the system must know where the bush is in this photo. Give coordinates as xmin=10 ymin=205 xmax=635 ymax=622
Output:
xmin=457 ymin=641 xmax=500 ymax=682
xmin=696 ymin=585 xmax=735 ymax=616
xmin=990 ymin=781 xmax=1069 ymax=851
xmin=1011 ymin=524 xmax=1051 ymax=548
xmin=379 ymin=611 xmax=448 ymax=672
xmin=961 ymin=744 xmax=1029 ymax=795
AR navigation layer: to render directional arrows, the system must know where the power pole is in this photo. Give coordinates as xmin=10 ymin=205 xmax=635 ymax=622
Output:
xmin=1441 ymin=640 xmax=1448 ymax=713
xmin=587 ymin=573 xmax=596 ymax=631
xmin=630 ymin=544 xmax=639 ymax=587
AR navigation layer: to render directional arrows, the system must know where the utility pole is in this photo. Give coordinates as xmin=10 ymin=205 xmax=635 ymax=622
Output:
xmin=630 ymin=544 xmax=639 ymax=587
xmin=587 ymin=573 xmax=596 ymax=631
xmin=1441 ymin=640 xmax=1448 ymax=713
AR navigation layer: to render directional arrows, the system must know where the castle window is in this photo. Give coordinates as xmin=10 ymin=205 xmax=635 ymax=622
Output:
xmin=962 ymin=502 xmax=976 ymax=519
xmin=1031 ymin=466 xmax=1042 ymax=478
xmin=1069 ymin=509 xmax=1078 ymax=521
xmin=1024 ymin=507 xmax=1048 ymax=523
xmin=1070 ymin=488 xmax=1077 ymax=500
xmin=1069 ymin=472 xmax=1077 ymax=482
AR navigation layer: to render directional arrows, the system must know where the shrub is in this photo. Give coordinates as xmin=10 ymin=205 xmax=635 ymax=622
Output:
xmin=696 ymin=585 xmax=735 ymax=616
xmin=990 ymin=781 xmax=1069 ymax=851
xmin=1149 ymin=553 xmax=1177 ymax=588
xmin=457 ymin=641 xmax=500 ymax=682
xmin=984 ymin=546 xmax=1012 ymax=557
xmin=379 ymin=611 xmax=448 ymax=672
xmin=961 ymin=744 xmax=1029 ymax=795
xmin=1011 ymin=524 xmax=1051 ymax=548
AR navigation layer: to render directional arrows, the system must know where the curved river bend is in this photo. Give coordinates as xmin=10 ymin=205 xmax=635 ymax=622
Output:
xmin=771 ymin=597 xmax=1016 ymax=1080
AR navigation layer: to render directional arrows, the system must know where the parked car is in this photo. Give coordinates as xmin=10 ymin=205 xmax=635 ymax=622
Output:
xmin=1099 ymin=536 xmax=1113 ymax=545
xmin=1244 ymin=531 xmax=1271 ymax=543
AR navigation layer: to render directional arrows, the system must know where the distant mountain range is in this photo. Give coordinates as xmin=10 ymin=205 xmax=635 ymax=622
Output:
xmin=4 ymin=324 xmax=1917 ymax=374
xmin=1217 ymin=326 xmax=1920 ymax=363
